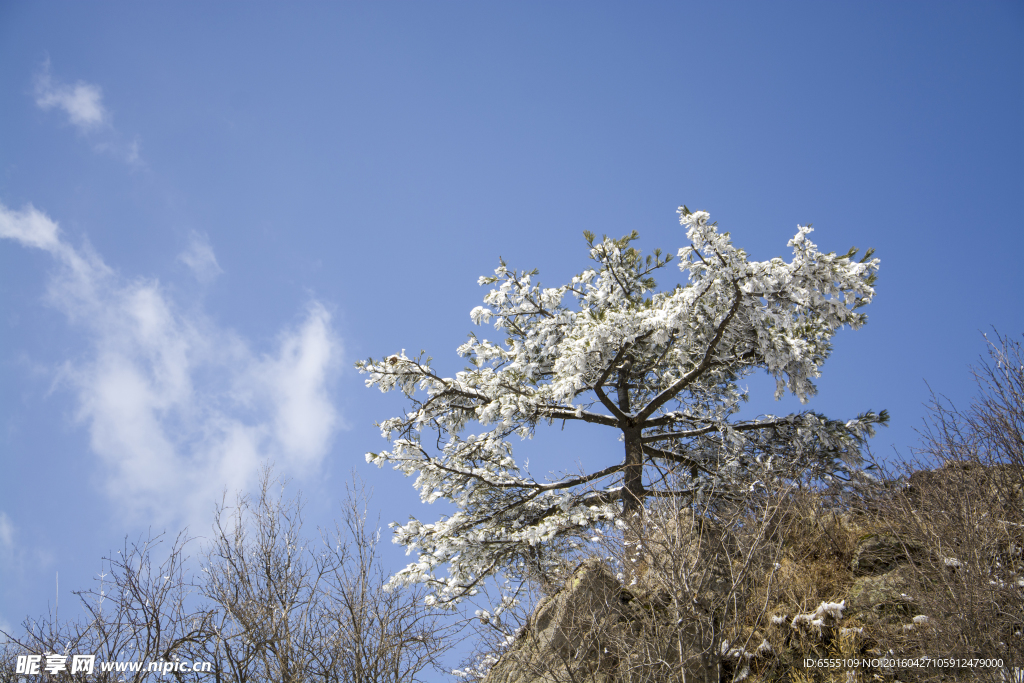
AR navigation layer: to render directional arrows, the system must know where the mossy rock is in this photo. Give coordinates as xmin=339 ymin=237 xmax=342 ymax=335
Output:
xmin=851 ymin=534 xmax=921 ymax=575
xmin=848 ymin=568 xmax=915 ymax=620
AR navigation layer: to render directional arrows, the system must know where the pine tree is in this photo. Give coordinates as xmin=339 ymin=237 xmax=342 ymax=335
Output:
xmin=358 ymin=206 xmax=887 ymax=606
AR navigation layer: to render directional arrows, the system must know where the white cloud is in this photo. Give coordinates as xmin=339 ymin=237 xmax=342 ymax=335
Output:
xmin=35 ymin=64 xmax=108 ymax=131
xmin=0 ymin=513 xmax=14 ymax=552
xmin=1 ymin=200 xmax=342 ymax=528
xmin=0 ymin=201 xmax=60 ymax=250
xmin=261 ymin=304 xmax=339 ymax=469
xmin=179 ymin=232 xmax=223 ymax=283
xmin=34 ymin=61 xmax=141 ymax=165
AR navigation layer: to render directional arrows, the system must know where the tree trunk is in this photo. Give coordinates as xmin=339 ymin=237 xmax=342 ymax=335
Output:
xmin=618 ymin=356 xmax=647 ymax=579
xmin=622 ymin=426 xmax=647 ymax=582
xmin=622 ymin=426 xmax=645 ymax=516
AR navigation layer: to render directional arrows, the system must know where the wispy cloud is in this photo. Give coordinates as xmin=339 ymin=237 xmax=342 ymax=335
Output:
xmin=0 ymin=201 xmax=342 ymax=528
xmin=35 ymin=61 xmax=108 ymax=131
xmin=0 ymin=513 xmax=14 ymax=554
xmin=179 ymin=232 xmax=223 ymax=283
xmin=34 ymin=61 xmax=140 ymax=166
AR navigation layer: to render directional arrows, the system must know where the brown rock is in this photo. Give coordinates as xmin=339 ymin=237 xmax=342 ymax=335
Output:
xmin=848 ymin=568 xmax=915 ymax=621
xmin=484 ymin=559 xmax=629 ymax=683
xmin=850 ymin=534 xmax=919 ymax=576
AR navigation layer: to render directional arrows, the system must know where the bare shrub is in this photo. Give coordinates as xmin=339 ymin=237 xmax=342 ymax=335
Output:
xmin=860 ymin=332 xmax=1024 ymax=679
xmin=0 ymin=530 xmax=211 ymax=683
xmin=200 ymin=470 xmax=452 ymax=683
xmin=0 ymin=469 xmax=452 ymax=683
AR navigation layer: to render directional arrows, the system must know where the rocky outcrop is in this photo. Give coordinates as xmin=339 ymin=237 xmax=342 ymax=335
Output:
xmin=481 ymin=464 xmax=1022 ymax=682
xmin=484 ymin=512 xmax=749 ymax=683
xmin=484 ymin=559 xmax=632 ymax=683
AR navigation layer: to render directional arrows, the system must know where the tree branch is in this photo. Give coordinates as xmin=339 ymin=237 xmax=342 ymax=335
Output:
xmin=641 ymin=445 xmax=713 ymax=476
xmin=641 ymin=416 xmax=795 ymax=441
xmin=413 ymin=443 xmax=625 ymax=494
xmin=540 ymin=407 xmax=620 ymax=428
xmin=640 ymin=425 xmax=717 ymax=441
xmin=592 ymin=344 xmax=635 ymax=423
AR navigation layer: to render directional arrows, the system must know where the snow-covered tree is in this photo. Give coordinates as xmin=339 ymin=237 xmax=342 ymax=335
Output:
xmin=358 ymin=206 xmax=887 ymax=606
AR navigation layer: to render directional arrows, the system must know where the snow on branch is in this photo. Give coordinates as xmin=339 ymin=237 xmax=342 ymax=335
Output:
xmin=356 ymin=206 xmax=886 ymax=606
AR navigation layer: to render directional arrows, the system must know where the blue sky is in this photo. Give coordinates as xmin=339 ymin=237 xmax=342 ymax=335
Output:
xmin=1 ymin=0 xmax=1022 ymax=653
